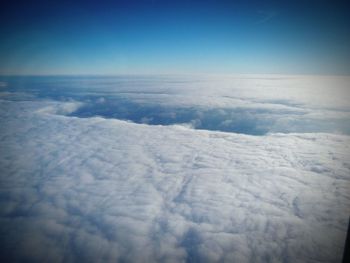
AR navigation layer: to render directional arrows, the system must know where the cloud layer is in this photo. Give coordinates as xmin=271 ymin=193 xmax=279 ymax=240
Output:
xmin=4 ymin=74 xmax=350 ymax=135
xmin=1 ymin=90 xmax=350 ymax=262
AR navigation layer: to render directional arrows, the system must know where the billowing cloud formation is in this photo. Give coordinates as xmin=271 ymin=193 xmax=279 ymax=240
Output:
xmin=2 ymin=75 xmax=350 ymax=135
xmin=1 ymin=88 xmax=350 ymax=263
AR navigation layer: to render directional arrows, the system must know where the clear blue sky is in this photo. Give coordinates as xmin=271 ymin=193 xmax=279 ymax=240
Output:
xmin=0 ymin=0 xmax=349 ymax=75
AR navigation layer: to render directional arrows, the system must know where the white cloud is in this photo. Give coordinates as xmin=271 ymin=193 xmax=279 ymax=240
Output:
xmin=1 ymin=92 xmax=350 ymax=262
xmin=36 ymin=101 xmax=83 ymax=115
xmin=55 ymin=75 xmax=350 ymax=135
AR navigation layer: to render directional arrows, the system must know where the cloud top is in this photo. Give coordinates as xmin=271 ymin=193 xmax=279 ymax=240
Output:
xmin=0 ymin=95 xmax=349 ymax=262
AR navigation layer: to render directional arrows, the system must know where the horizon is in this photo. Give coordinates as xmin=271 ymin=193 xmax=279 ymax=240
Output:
xmin=1 ymin=72 xmax=350 ymax=78
xmin=1 ymin=1 xmax=350 ymax=262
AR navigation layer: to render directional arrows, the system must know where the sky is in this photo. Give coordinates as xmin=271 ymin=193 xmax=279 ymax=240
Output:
xmin=0 ymin=0 xmax=350 ymax=75
xmin=1 ymin=1 xmax=350 ymax=260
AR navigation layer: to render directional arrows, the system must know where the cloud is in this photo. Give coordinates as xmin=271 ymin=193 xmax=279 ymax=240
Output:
xmin=32 ymin=74 xmax=348 ymax=135
xmin=36 ymin=101 xmax=83 ymax=115
xmin=1 ymin=93 xmax=350 ymax=262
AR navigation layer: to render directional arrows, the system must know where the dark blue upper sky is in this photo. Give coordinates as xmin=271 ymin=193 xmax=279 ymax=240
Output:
xmin=1 ymin=0 xmax=349 ymax=75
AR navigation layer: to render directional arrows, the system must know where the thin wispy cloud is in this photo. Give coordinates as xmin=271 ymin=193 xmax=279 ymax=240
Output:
xmin=256 ymin=10 xmax=279 ymax=24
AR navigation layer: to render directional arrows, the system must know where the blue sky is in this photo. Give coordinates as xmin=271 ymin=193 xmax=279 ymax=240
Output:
xmin=0 ymin=0 xmax=349 ymax=75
